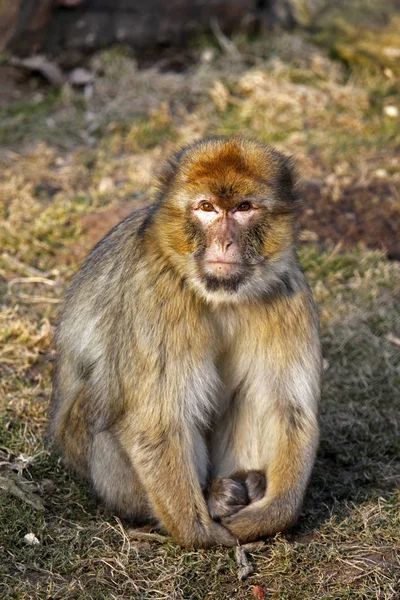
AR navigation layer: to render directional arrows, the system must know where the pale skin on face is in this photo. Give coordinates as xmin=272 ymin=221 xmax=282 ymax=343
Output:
xmin=192 ymin=196 xmax=263 ymax=277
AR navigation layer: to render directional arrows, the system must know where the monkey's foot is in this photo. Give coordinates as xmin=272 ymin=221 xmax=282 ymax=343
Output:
xmin=206 ymin=476 xmax=248 ymax=521
xmin=245 ymin=471 xmax=266 ymax=503
xmin=206 ymin=472 xmax=266 ymax=521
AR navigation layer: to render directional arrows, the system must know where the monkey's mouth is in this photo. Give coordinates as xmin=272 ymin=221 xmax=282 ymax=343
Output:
xmin=203 ymin=260 xmax=245 ymax=278
xmin=200 ymin=260 xmax=251 ymax=293
xmin=205 ymin=260 xmax=242 ymax=265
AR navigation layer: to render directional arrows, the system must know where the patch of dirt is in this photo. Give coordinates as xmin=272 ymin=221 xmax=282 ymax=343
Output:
xmin=0 ymin=65 xmax=41 ymax=108
xmin=68 ymin=199 xmax=147 ymax=262
xmin=299 ymin=178 xmax=400 ymax=259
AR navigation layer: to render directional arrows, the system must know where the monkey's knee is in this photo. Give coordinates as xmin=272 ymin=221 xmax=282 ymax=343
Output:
xmin=206 ymin=476 xmax=249 ymax=521
xmin=90 ymin=431 xmax=153 ymax=522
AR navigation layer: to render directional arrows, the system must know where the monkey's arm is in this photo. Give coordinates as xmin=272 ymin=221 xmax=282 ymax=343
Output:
xmin=221 ymin=294 xmax=321 ymax=542
xmin=223 ymin=377 xmax=319 ymax=541
xmin=118 ymin=416 xmax=235 ymax=548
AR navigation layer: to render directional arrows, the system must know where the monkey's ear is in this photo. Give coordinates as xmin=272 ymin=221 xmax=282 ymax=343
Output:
xmin=277 ymin=155 xmax=299 ymax=203
xmin=153 ymin=147 xmax=188 ymax=197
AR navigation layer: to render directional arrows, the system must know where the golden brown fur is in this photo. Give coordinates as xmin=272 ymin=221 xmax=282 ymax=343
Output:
xmin=49 ymin=137 xmax=321 ymax=547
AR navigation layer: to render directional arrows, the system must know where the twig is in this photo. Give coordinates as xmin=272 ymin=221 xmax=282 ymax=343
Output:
xmin=235 ymin=545 xmax=253 ymax=580
xmin=0 ymin=474 xmax=45 ymax=511
xmin=10 ymin=55 xmax=65 ymax=86
xmin=210 ymin=18 xmax=241 ymax=59
xmin=127 ymin=529 xmax=170 ymax=544
xmin=2 ymin=253 xmax=50 ymax=277
xmin=235 ymin=542 xmax=264 ymax=581
xmin=8 ymin=277 xmax=57 ymax=292
xmin=15 ymin=294 xmax=60 ymax=304
xmin=386 ymin=333 xmax=400 ymax=348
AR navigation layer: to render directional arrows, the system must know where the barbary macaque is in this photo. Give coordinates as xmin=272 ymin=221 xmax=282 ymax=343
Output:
xmin=49 ymin=137 xmax=321 ymax=548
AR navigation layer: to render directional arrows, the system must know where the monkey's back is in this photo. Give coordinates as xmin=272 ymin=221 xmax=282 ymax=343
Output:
xmin=49 ymin=205 xmax=158 ymax=473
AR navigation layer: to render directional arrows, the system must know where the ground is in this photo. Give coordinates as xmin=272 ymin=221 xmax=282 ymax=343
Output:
xmin=0 ymin=5 xmax=400 ymax=599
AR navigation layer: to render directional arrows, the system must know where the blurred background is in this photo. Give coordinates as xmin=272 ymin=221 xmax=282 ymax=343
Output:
xmin=0 ymin=0 xmax=399 ymax=259
xmin=1 ymin=2 xmax=400 ymax=599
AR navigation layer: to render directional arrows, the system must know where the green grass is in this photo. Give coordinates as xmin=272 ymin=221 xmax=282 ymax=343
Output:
xmin=1 ymin=10 xmax=400 ymax=599
xmin=1 ymin=277 xmax=400 ymax=598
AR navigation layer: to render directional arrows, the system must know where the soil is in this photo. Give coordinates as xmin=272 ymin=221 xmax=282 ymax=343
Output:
xmin=0 ymin=65 xmax=39 ymax=108
xmin=299 ymin=178 xmax=400 ymax=259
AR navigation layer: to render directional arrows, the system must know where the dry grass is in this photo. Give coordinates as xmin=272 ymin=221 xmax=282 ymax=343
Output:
xmin=1 ymin=9 xmax=400 ymax=599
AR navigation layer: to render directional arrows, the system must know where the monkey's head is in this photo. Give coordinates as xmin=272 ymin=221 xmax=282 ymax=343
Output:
xmin=154 ymin=137 xmax=300 ymax=303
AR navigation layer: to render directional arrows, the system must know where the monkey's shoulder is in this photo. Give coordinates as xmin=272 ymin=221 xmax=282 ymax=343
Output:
xmin=64 ymin=204 xmax=158 ymax=303
xmin=79 ymin=203 xmax=157 ymax=267
xmin=257 ymin=266 xmax=319 ymax=328
xmin=88 ymin=203 xmax=157 ymax=258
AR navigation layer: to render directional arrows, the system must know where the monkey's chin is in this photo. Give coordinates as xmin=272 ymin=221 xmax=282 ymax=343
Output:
xmin=202 ymin=272 xmax=247 ymax=294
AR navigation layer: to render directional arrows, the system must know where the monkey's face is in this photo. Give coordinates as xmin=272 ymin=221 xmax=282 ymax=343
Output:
xmin=157 ymin=138 xmax=299 ymax=303
xmin=189 ymin=195 xmax=268 ymax=294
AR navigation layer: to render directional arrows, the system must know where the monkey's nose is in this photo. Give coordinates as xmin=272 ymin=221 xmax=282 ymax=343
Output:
xmin=220 ymin=239 xmax=233 ymax=253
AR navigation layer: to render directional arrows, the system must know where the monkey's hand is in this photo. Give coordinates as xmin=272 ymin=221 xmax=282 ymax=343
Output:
xmin=193 ymin=520 xmax=237 ymax=548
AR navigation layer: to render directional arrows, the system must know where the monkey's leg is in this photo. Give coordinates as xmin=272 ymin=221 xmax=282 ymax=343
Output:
xmin=217 ymin=396 xmax=318 ymax=543
xmin=49 ymin=354 xmax=92 ymax=477
xmin=90 ymin=430 xmax=154 ymax=523
xmin=208 ymin=341 xmax=320 ymax=543
xmin=117 ymin=422 xmax=236 ymax=548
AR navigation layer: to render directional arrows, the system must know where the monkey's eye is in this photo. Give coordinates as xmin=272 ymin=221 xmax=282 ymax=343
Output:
xmin=236 ymin=201 xmax=252 ymax=211
xmin=200 ymin=202 xmax=215 ymax=212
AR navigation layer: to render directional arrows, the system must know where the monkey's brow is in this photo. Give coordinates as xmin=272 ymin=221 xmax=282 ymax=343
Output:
xmin=245 ymin=192 xmax=297 ymax=208
xmin=242 ymin=195 xmax=283 ymax=208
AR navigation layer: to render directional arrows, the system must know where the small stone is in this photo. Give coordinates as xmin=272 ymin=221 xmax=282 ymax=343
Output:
xmin=98 ymin=177 xmax=114 ymax=193
xmin=299 ymin=230 xmax=319 ymax=242
xmin=383 ymin=105 xmax=398 ymax=118
xmin=375 ymin=169 xmax=387 ymax=178
xmin=200 ymin=48 xmax=215 ymax=63
xmin=24 ymin=533 xmax=40 ymax=545
xmin=69 ymin=68 xmax=94 ymax=87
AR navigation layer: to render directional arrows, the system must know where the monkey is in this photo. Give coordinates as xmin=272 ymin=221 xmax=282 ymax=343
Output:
xmin=49 ymin=137 xmax=321 ymax=548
